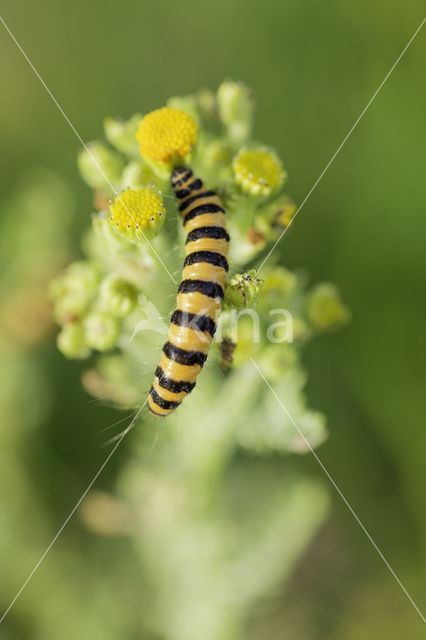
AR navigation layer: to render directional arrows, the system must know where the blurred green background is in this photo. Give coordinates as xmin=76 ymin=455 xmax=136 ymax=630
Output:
xmin=1 ymin=1 xmax=426 ymax=638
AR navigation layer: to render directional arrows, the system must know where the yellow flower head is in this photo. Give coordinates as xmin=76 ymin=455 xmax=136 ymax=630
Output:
xmin=233 ymin=147 xmax=286 ymax=196
xmin=109 ymin=187 xmax=165 ymax=242
xmin=136 ymin=107 xmax=198 ymax=165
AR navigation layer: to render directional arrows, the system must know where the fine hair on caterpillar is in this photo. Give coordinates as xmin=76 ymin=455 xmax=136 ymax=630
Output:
xmin=148 ymin=166 xmax=229 ymax=418
xmin=99 ymin=366 xmax=210 ymax=446
xmin=100 ymin=370 xmax=167 ymax=446
xmin=99 ymin=408 xmax=141 ymax=435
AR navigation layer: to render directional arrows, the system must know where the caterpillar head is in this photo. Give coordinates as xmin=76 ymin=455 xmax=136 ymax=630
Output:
xmin=108 ymin=186 xmax=165 ymax=242
xmin=136 ymin=107 xmax=198 ymax=166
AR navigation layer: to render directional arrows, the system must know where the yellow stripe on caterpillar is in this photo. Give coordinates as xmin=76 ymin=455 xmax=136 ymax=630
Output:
xmin=182 ymin=263 xmax=228 ymax=284
xmin=185 ymin=237 xmax=230 ymax=256
xmin=176 ymin=292 xmax=222 ymax=321
xmin=158 ymin=353 xmax=202 ymax=382
xmin=184 ymin=212 xmax=227 ymax=233
xmin=180 ymin=194 xmax=223 ymax=216
xmin=167 ymin=323 xmax=212 ymax=353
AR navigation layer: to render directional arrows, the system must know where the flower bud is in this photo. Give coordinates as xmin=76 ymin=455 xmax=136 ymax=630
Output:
xmin=257 ymin=343 xmax=298 ymax=380
xmin=57 ymin=322 xmax=91 ymax=359
xmin=91 ymin=213 xmax=133 ymax=252
xmin=167 ymin=95 xmax=199 ymax=123
xmin=121 ymin=161 xmax=160 ymax=190
xmin=108 ymin=187 xmax=166 ymax=243
xmin=261 ymin=267 xmax=298 ymax=304
xmin=99 ymin=274 xmax=138 ymax=317
xmin=217 ymin=80 xmax=254 ymax=143
xmin=306 ymin=283 xmax=350 ymax=330
xmin=49 ymin=261 xmax=101 ymax=323
xmin=203 ymin=139 xmax=234 ymax=171
xmin=224 ymin=270 xmax=264 ymax=311
xmin=136 ymin=107 xmax=198 ymax=166
xmin=200 ymin=139 xmax=234 ymax=184
xmin=78 ymin=142 xmax=124 ymax=190
xmin=272 ymin=198 xmax=297 ymax=230
xmin=84 ymin=311 xmax=121 ymax=351
xmin=104 ymin=113 xmax=142 ymax=156
xmin=291 ymin=316 xmax=312 ymax=342
xmin=256 ymin=195 xmax=297 ymax=239
xmin=66 ymin=261 xmax=102 ymax=294
xmin=233 ymin=147 xmax=286 ymax=197
xmin=52 ymin=292 xmax=92 ymax=325
xmin=196 ymin=88 xmax=217 ymax=121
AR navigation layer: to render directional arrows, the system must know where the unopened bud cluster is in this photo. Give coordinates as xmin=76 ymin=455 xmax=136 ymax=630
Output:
xmin=50 ymin=261 xmax=138 ymax=359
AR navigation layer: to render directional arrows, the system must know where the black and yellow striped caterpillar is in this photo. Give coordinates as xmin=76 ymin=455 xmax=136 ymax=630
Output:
xmin=147 ymin=167 xmax=230 ymax=417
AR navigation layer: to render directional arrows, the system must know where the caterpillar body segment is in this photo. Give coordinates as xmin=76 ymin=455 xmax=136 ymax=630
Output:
xmin=147 ymin=167 xmax=229 ymax=417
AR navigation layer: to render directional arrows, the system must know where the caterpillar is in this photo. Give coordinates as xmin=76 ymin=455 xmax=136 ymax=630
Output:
xmin=147 ymin=167 xmax=230 ymax=417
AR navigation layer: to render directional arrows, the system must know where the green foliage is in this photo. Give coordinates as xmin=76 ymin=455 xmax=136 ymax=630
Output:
xmin=45 ymin=81 xmax=348 ymax=638
xmin=78 ymin=141 xmax=125 ymax=190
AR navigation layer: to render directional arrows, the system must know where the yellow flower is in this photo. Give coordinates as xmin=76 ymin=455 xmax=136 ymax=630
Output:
xmin=136 ymin=107 xmax=198 ymax=165
xmin=109 ymin=187 xmax=165 ymax=242
xmin=233 ymin=147 xmax=286 ymax=196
